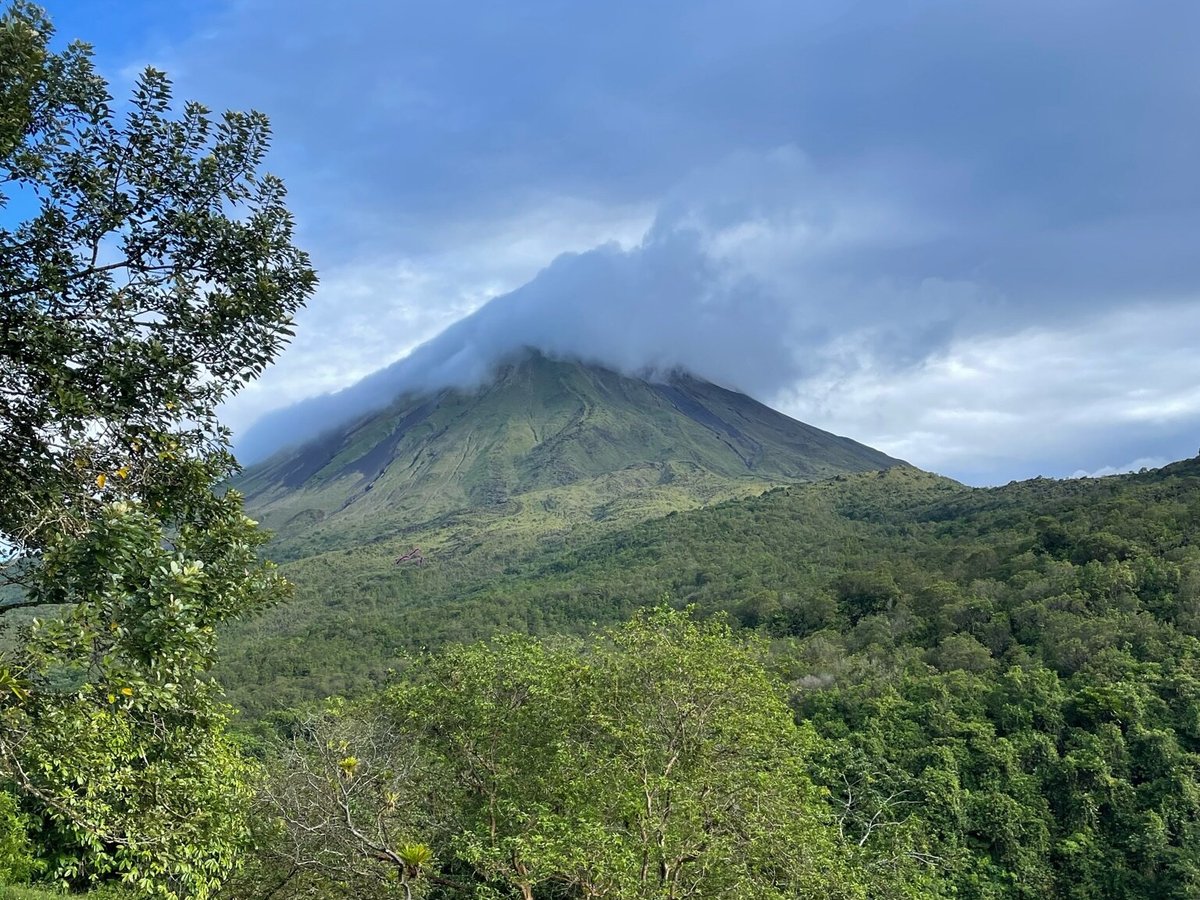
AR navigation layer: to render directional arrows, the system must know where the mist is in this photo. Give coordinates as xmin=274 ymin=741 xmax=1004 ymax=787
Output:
xmin=235 ymin=222 xmax=789 ymax=463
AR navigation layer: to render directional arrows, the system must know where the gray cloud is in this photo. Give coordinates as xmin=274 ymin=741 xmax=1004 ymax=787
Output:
xmin=237 ymin=149 xmax=996 ymax=462
xmin=165 ymin=0 xmax=1200 ymax=283
xmin=69 ymin=0 xmax=1200 ymax=480
xmin=776 ymin=301 xmax=1200 ymax=484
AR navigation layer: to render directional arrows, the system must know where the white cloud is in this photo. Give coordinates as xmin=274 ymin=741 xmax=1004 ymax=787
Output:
xmin=221 ymin=197 xmax=653 ymax=432
xmin=774 ymin=300 xmax=1200 ymax=484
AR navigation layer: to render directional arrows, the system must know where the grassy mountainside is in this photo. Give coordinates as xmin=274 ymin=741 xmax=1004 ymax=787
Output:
xmin=236 ymin=350 xmax=900 ymax=557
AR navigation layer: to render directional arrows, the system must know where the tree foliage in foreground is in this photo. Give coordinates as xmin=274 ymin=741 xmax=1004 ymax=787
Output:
xmin=247 ymin=610 xmax=942 ymax=899
xmin=0 ymin=2 xmax=315 ymax=894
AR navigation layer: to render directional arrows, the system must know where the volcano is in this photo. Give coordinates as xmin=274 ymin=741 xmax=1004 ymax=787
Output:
xmin=237 ymin=350 xmax=903 ymax=547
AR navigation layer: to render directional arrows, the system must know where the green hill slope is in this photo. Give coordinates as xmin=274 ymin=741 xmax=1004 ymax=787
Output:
xmin=236 ymin=350 xmax=901 ymax=558
xmin=227 ymin=456 xmax=1200 ymax=900
xmin=222 ymin=351 xmax=903 ymax=710
xmin=222 ymin=451 xmax=1200 ymax=717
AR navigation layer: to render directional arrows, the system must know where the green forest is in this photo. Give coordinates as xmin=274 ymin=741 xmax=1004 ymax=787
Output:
xmin=215 ymin=461 xmax=1200 ymax=899
xmin=10 ymin=446 xmax=1200 ymax=898
xmin=3 ymin=3 xmax=1199 ymax=898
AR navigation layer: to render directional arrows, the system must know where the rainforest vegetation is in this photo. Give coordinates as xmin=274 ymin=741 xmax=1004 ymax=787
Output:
xmin=12 ymin=448 xmax=1200 ymax=897
xmin=217 ymin=460 xmax=1200 ymax=899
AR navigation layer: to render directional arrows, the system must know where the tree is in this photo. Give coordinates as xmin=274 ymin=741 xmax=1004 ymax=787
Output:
xmin=245 ymin=704 xmax=451 ymax=900
xmin=0 ymin=0 xmax=313 ymax=560
xmin=258 ymin=610 xmax=936 ymax=899
xmin=0 ymin=2 xmax=315 ymax=894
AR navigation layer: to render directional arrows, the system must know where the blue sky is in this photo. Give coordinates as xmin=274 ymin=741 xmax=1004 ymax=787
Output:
xmin=39 ymin=0 xmax=1200 ymax=484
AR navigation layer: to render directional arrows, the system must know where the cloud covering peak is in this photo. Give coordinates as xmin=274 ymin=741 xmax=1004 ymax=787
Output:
xmin=77 ymin=0 xmax=1200 ymax=482
xmin=236 ymin=148 xmax=983 ymax=462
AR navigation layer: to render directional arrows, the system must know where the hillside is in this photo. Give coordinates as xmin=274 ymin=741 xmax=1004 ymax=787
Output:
xmin=237 ymin=349 xmax=900 ymax=553
xmin=221 ymin=454 xmax=1200 ymax=717
xmin=229 ymin=458 xmax=1200 ymax=900
xmin=222 ymin=457 xmax=1200 ymax=900
xmin=221 ymin=360 xmax=1200 ymax=900
xmin=221 ymin=351 xmax=903 ymax=708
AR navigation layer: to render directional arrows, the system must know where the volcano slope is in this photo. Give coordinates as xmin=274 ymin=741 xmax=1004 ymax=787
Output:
xmin=223 ymin=350 xmax=903 ymax=709
xmin=237 ymin=350 xmax=900 ymax=547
